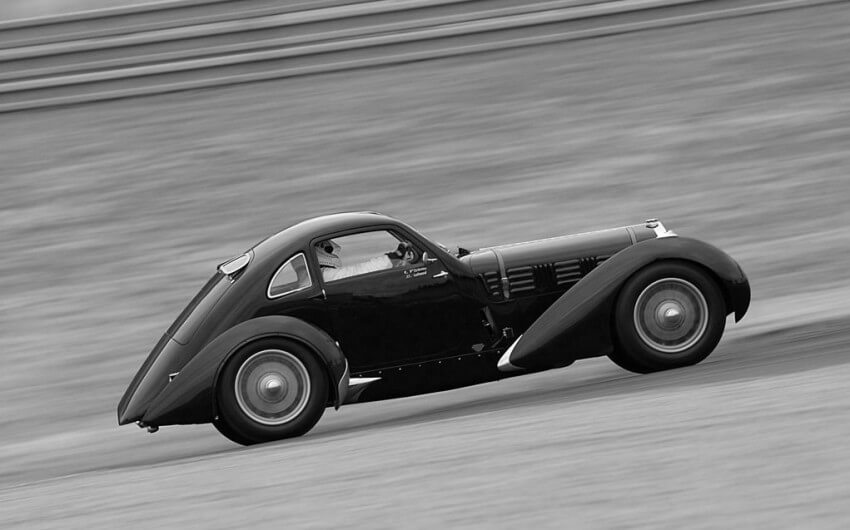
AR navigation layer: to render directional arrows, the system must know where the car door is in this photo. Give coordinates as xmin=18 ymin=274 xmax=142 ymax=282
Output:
xmin=315 ymin=229 xmax=482 ymax=371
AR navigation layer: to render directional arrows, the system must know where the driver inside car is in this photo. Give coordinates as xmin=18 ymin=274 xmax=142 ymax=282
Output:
xmin=316 ymin=239 xmax=415 ymax=282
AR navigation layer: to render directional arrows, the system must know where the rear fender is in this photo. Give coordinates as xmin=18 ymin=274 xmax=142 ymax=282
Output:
xmin=141 ymin=316 xmax=348 ymax=426
xmin=499 ymin=237 xmax=750 ymax=371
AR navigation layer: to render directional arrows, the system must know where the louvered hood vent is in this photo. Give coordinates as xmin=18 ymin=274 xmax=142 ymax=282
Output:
xmin=480 ymin=270 xmax=501 ymax=297
xmin=478 ymin=255 xmax=610 ymax=299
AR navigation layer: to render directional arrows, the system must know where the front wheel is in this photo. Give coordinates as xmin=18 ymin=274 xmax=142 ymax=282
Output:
xmin=609 ymin=261 xmax=726 ymax=374
xmin=215 ymin=338 xmax=328 ymax=445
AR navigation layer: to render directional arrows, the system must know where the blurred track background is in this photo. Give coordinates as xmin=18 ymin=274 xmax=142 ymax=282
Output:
xmin=0 ymin=0 xmax=141 ymax=20
xmin=1 ymin=0 xmax=849 ymax=527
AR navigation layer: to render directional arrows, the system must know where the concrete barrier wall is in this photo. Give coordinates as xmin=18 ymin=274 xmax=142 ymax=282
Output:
xmin=0 ymin=0 xmax=219 ymax=24
xmin=0 ymin=0 xmax=840 ymax=113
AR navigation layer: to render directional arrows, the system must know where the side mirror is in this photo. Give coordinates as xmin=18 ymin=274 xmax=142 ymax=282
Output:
xmin=422 ymin=251 xmax=438 ymax=264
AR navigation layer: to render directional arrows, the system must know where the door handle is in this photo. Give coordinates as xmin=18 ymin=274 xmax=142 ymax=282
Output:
xmin=433 ymin=270 xmax=448 ymax=279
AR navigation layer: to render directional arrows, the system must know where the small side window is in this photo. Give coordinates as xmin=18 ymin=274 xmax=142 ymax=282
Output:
xmin=268 ymin=253 xmax=312 ymax=299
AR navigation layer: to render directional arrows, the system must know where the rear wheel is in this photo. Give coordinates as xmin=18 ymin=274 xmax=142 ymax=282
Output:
xmin=610 ymin=261 xmax=726 ymax=374
xmin=215 ymin=338 xmax=328 ymax=445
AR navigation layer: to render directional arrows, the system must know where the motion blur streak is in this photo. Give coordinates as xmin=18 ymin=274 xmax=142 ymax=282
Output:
xmin=1 ymin=1 xmax=849 ymax=528
xmin=0 ymin=0 xmax=842 ymax=112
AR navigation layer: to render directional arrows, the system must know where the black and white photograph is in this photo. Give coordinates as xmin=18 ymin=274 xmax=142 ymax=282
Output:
xmin=1 ymin=0 xmax=848 ymax=527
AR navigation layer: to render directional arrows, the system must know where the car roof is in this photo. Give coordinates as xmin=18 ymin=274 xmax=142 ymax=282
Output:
xmin=251 ymin=211 xmax=401 ymax=259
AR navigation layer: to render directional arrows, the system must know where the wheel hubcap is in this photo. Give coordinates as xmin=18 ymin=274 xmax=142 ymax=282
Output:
xmin=658 ymin=302 xmax=684 ymax=327
xmin=258 ymin=374 xmax=287 ymax=402
xmin=634 ymin=278 xmax=709 ymax=353
xmin=234 ymin=349 xmax=310 ymax=425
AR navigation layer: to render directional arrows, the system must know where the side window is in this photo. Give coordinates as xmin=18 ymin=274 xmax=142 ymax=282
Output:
xmin=315 ymin=230 xmax=418 ymax=283
xmin=267 ymin=253 xmax=312 ymax=298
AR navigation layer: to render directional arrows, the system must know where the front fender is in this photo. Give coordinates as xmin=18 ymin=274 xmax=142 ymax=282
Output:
xmin=499 ymin=237 xmax=750 ymax=372
xmin=142 ymin=316 xmax=348 ymax=426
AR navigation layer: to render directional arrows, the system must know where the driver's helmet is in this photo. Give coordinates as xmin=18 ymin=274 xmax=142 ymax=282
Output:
xmin=316 ymin=239 xmax=341 ymax=269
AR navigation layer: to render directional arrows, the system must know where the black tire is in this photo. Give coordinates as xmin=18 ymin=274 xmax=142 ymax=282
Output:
xmin=607 ymin=345 xmax=654 ymax=374
xmin=215 ymin=338 xmax=328 ymax=445
xmin=212 ymin=417 xmax=254 ymax=447
xmin=610 ymin=261 xmax=726 ymax=374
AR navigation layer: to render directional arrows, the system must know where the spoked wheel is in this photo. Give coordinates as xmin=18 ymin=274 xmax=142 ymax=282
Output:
xmin=215 ymin=338 xmax=327 ymax=445
xmin=609 ymin=261 xmax=726 ymax=374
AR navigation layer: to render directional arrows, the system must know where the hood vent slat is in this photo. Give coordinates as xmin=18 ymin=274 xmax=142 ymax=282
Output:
xmin=480 ymin=255 xmax=608 ymax=298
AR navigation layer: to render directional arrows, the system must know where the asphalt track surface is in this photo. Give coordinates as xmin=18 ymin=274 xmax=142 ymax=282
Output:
xmin=1 ymin=2 xmax=850 ymax=528
xmin=3 ymin=319 xmax=850 ymax=528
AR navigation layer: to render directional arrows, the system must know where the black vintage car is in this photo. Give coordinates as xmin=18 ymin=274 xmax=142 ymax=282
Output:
xmin=118 ymin=212 xmax=750 ymax=445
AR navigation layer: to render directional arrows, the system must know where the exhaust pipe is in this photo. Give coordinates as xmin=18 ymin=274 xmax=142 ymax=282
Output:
xmin=136 ymin=421 xmax=159 ymax=433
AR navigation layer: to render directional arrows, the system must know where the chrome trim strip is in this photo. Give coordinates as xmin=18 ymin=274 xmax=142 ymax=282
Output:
xmin=344 ymin=376 xmax=382 ymax=404
xmin=490 ymin=248 xmax=510 ymax=300
xmin=625 ymin=226 xmax=637 ymax=245
xmin=349 ymin=376 xmax=382 ymax=386
xmin=497 ymin=335 xmax=523 ymax=372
